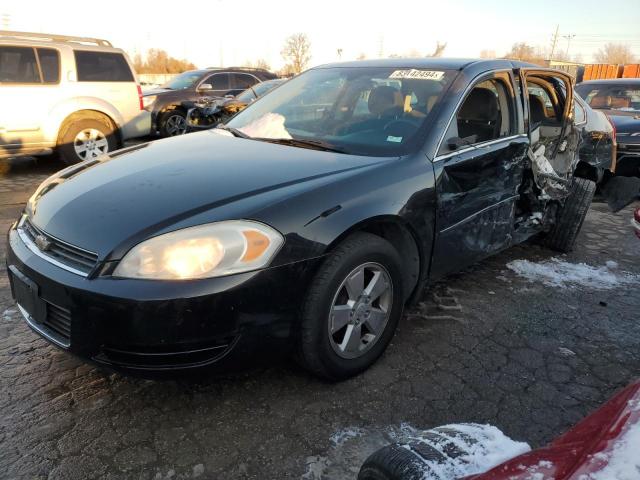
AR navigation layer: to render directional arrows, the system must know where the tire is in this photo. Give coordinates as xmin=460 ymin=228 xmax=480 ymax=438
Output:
xmin=544 ymin=177 xmax=596 ymax=253
xmin=57 ymin=115 xmax=117 ymax=165
xmin=358 ymin=444 xmax=431 ymax=480
xmin=297 ymin=232 xmax=404 ymax=381
xmin=159 ymin=110 xmax=187 ymax=137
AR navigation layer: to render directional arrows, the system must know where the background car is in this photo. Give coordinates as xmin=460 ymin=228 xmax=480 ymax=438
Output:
xmin=142 ymin=67 xmax=278 ymax=137
xmin=186 ymin=78 xmax=285 ymax=131
xmin=0 ymin=30 xmax=150 ymax=164
xmin=576 ymin=78 xmax=640 ymax=177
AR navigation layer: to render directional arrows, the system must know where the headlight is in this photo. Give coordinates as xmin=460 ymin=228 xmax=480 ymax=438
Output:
xmin=142 ymin=95 xmax=157 ymax=109
xmin=113 ymin=220 xmax=284 ymax=280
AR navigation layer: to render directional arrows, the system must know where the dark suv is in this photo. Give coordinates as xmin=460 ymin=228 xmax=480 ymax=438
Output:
xmin=142 ymin=67 xmax=278 ymax=137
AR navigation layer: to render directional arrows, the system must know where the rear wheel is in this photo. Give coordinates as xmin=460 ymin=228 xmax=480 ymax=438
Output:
xmin=57 ymin=115 xmax=117 ymax=165
xmin=544 ymin=176 xmax=596 ymax=252
xmin=297 ymin=233 xmax=404 ymax=381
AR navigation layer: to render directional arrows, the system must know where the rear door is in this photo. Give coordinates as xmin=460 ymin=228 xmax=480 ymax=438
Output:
xmin=430 ymin=70 xmax=528 ymax=278
xmin=0 ymin=45 xmax=61 ymax=152
xmin=73 ymin=49 xmax=139 ymax=125
xmin=518 ymin=68 xmax=579 ymax=189
xmin=230 ymin=73 xmax=259 ymax=96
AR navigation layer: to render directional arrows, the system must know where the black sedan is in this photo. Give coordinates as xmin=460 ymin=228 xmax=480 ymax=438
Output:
xmin=6 ymin=59 xmax=617 ymax=380
xmin=576 ymin=78 xmax=640 ymax=177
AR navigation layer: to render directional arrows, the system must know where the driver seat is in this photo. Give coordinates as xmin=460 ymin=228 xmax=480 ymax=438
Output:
xmin=368 ymin=86 xmax=403 ymax=117
xmin=457 ymin=87 xmax=500 ymax=142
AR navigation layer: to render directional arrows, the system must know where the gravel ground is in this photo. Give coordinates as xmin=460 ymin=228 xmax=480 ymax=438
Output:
xmin=1 ymin=154 xmax=639 ymax=480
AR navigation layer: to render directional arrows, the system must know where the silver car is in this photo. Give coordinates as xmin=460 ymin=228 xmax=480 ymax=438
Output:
xmin=0 ymin=31 xmax=151 ymax=164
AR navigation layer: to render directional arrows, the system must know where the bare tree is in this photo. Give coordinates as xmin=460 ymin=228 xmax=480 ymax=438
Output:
xmin=504 ymin=42 xmax=546 ymax=65
xmin=281 ymin=33 xmax=312 ymax=74
xmin=243 ymin=59 xmax=271 ymax=71
xmin=479 ymin=49 xmax=496 ymax=59
xmin=428 ymin=42 xmax=447 ymax=57
xmin=132 ymin=49 xmax=196 ymax=74
xmin=356 ymin=52 xmax=367 ymax=61
xmin=594 ymin=43 xmax=636 ymax=64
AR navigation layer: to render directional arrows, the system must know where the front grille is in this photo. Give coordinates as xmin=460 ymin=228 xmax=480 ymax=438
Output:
xmin=618 ymin=143 xmax=640 ymax=154
xmin=20 ymin=218 xmax=98 ymax=275
xmin=43 ymin=301 xmax=72 ymax=343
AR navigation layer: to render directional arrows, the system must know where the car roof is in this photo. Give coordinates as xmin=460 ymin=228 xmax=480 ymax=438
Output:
xmin=577 ymin=78 xmax=640 ymax=86
xmin=313 ymin=58 xmax=536 ymax=71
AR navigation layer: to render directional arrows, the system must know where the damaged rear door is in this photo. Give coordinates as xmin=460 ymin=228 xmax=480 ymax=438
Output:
xmin=430 ymin=70 xmax=528 ymax=278
xmin=519 ymin=68 xmax=580 ymax=199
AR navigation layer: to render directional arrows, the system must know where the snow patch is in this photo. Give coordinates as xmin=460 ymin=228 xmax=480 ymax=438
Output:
xmin=505 ymin=258 xmax=639 ymax=289
xmin=395 ymin=423 xmax=530 ymax=479
xmin=586 ymin=420 xmax=640 ymax=480
xmin=330 ymin=427 xmax=365 ymax=447
xmin=305 ymin=423 xmax=529 ymax=480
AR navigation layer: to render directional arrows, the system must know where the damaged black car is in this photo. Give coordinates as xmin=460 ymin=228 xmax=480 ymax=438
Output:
xmin=6 ymin=59 xmax=618 ymax=380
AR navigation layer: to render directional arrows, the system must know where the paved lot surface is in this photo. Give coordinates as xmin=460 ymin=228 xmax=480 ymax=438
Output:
xmin=1 ymin=154 xmax=639 ymax=480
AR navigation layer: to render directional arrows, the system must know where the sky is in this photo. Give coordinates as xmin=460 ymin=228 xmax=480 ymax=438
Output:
xmin=2 ymin=0 xmax=639 ymax=69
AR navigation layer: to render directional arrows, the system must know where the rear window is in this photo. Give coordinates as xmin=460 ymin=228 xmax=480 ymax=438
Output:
xmin=74 ymin=51 xmax=134 ymax=82
xmin=0 ymin=46 xmax=39 ymax=83
xmin=37 ymin=48 xmax=60 ymax=83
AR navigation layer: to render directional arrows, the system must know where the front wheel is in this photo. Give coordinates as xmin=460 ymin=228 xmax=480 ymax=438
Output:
xmin=159 ymin=110 xmax=187 ymax=137
xmin=297 ymin=233 xmax=405 ymax=381
xmin=544 ymin=176 xmax=596 ymax=253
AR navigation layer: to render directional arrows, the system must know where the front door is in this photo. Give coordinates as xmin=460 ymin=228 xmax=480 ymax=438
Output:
xmin=430 ymin=71 xmax=528 ymax=279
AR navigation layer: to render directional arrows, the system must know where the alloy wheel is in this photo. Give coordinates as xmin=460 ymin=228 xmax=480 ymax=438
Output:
xmin=165 ymin=114 xmax=187 ymax=136
xmin=328 ymin=262 xmax=393 ymax=359
xmin=73 ymin=128 xmax=109 ymax=160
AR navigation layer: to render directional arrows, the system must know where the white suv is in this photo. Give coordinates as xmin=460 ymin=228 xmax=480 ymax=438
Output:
xmin=0 ymin=31 xmax=151 ymax=164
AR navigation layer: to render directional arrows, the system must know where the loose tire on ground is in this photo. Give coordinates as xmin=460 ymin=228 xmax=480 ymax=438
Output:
xmin=544 ymin=177 xmax=596 ymax=253
xmin=358 ymin=444 xmax=431 ymax=480
xmin=57 ymin=114 xmax=117 ymax=165
xmin=297 ymin=232 xmax=404 ymax=381
xmin=158 ymin=110 xmax=187 ymax=137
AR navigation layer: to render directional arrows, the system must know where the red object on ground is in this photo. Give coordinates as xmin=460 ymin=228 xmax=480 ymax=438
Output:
xmin=633 ymin=207 xmax=640 ymax=239
xmin=464 ymin=380 xmax=640 ymax=479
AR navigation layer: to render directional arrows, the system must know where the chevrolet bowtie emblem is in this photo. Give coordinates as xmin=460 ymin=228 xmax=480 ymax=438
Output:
xmin=34 ymin=234 xmax=52 ymax=252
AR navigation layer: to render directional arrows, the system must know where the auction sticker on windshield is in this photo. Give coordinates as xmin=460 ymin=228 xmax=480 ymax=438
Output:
xmin=389 ymin=69 xmax=445 ymax=81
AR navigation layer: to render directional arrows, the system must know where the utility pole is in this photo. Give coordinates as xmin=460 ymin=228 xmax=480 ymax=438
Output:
xmin=549 ymin=25 xmax=559 ymax=62
xmin=563 ymin=34 xmax=576 ymax=60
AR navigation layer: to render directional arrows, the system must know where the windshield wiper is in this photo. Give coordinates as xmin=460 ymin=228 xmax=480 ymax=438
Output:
xmin=216 ymin=125 xmax=251 ymax=139
xmin=257 ymin=137 xmax=348 ymax=154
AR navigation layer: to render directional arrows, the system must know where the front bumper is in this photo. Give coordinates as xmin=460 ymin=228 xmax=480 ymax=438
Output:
xmin=6 ymin=225 xmax=321 ymax=376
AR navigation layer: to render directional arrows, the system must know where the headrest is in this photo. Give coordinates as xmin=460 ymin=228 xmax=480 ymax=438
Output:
xmin=368 ymin=86 xmax=402 ymax=116
xmin=459 ymin=87 xmax=498 ymax=121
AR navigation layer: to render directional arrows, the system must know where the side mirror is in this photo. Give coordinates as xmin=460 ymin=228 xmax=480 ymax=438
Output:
xmin=197 ymin=83 xmax=213 ymax=92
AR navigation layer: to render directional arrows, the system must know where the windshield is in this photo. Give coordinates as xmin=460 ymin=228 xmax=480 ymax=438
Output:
xmin=226 ymin=67 xmax=456 ymax=156
xmin=576 ymin=84 xmax=640 ymax=112
xmin=161 ymin=71 xmax=203 ymax=90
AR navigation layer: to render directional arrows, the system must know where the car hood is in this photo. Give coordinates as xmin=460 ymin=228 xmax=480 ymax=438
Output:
xmin=608 ymin=112 xmax=640 ymax=144
xmin=27 ymin=132 xmax=386 ymax=259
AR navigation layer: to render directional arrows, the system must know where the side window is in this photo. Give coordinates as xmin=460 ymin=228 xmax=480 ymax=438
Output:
xmin=455 ymin=78 xmax=513 ymax=145
xmin=204 ymin=73 xmax=230 ymax=91
xmin=0 ymin=46 xmax=40 ymax=83
xmin=74 ymin=51 xmax=134 ymax=82
xmin=232 ymin=73 xmax=258 ymax=90
xmin=37 ymin=48 xmax=60 ymax=84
